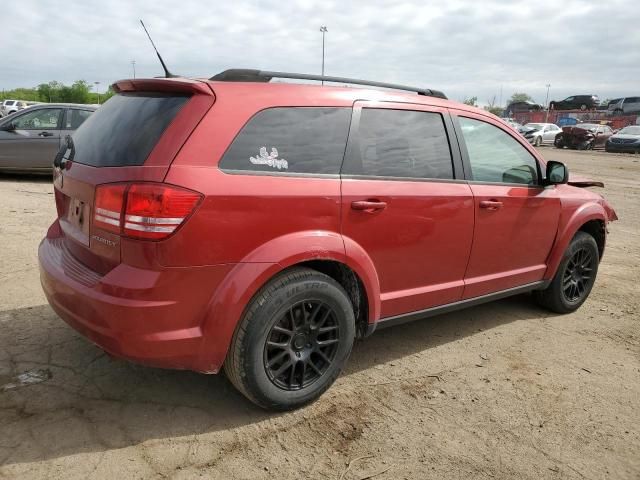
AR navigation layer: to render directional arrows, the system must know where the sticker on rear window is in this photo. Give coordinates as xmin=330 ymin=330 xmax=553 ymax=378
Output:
xmin=250 ymin=147 xmax=288 ymax=170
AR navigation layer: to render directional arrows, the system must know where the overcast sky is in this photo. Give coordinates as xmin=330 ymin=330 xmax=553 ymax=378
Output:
xmin=1 ymin=0 xmax=639 ymax=105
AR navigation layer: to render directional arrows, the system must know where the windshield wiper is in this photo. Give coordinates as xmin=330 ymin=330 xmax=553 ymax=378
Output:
xmin=53 ymin=135 xmax=75 ymax=169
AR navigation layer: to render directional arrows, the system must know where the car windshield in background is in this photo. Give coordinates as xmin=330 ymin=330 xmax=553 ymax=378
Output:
xmin=70 ymin=93 xmax=189 ymax=167
xmin=618 ymin=126 xmax=640 ymax=135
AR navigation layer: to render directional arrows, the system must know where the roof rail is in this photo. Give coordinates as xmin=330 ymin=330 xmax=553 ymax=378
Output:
xmin=210 ymin=69 xmax=447 ymax=99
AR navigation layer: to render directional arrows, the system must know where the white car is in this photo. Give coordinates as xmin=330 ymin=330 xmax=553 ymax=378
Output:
xmin=0 ymin=100 xmax=29 ymax=117
xmin=521 ymin=123 xmax=562 ymax=146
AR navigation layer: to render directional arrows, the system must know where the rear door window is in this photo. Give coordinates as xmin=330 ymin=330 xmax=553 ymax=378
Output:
xmin=219 ymin=107 xmax=351 ymax=175
xmin=71 ymin=93 xmax=189 ymax=167
xmin=459 ymin=117 xmax=539 ymax=185
xmin=343 ymin=108 xmax=454 ymax=180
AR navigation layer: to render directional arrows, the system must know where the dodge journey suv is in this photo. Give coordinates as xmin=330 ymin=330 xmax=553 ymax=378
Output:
xmin=39 ymin=70 xmax=617 ymax=410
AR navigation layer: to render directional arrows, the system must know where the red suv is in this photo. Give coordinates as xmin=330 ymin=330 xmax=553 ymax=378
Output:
xmin=39 ymin=70 xmax=617 ymax=410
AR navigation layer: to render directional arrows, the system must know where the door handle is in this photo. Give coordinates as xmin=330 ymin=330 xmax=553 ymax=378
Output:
xmin=351 ymin=200 xmax=387 ymax=212
xmin=38 ymin=131 xmax=54 ymax=137
xmin=479 ymin=200 xmax=504 ymax=210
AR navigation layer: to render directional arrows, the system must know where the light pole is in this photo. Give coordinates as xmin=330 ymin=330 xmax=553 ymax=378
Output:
xmin=320 ymin=26 xmax=327 ymax=85
xmin=94 ymin=81 xmax=101 ymax=104
xmin=544 ymin=83 xmax=551 ymax=123
xmin=131 ymin=60 xmax=137 ymax=79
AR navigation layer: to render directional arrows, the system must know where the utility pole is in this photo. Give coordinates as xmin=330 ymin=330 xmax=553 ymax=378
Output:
xmin=320 ymin=26 xmax=328 ymax=85
xmin=131 ymin=60 xmax=137 ymax=79
xmin=544 ymin=83 xmax=551 ymax=123
xmin=94 ymin=81 xmax=101 ymax=104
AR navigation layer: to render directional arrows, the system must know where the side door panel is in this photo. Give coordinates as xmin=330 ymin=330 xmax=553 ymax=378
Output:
xmin=340 ymin=102 xmax=475 ymax=319
xmin=0 ymin=108 xmax=62 ymax=170
xmin=451 ymin=111 xmax=562 ymax=299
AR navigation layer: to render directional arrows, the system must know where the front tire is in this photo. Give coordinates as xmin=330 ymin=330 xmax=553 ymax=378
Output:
xmin=535 ymin=232 xmax=599 ymax=314
xmin=534 ymin=136 xmax=542 ymax=147
xmin=224 ymin=268 xmax=355 ymax=410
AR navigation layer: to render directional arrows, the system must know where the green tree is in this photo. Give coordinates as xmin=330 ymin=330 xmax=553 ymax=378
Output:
xmin=463 ymin=96 xmax=478 ymax=107
xmin=509 ymin=92 xmax=533 ymax=104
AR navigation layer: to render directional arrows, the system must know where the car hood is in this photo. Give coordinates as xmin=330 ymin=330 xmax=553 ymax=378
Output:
xmin=567 ymin=173 xmax=604 ymax=188
xmin=610 ymin=134 xmax=640 ymax=141
xmin=562 ymin=126 xmax=596 ymax=138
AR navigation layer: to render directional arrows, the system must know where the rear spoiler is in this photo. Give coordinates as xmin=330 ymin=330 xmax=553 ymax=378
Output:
xmin=112 ymin=78 xmax=213 ymax=96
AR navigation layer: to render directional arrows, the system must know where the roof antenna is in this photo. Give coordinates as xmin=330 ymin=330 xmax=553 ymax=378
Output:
xmin=139 ymin=19 xmax=176 ymax=78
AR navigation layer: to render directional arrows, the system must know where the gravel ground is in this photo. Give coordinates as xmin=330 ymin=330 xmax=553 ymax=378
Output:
xmin=0 ymin=149 xmax=638 ymax=479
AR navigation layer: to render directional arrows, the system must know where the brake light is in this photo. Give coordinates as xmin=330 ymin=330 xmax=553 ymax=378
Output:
xmin=93 ymin=183 xmax=202 ymax=240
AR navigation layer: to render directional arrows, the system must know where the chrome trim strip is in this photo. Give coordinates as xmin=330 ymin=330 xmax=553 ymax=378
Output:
xmin=95 ymin=207 xmax=121 ymax=219
xmin=124 ymin=215 xmax=184 ymax=225
xmin=124 ymin=222 xmax=176 ymax=233
xmin=94 ymin=215 xmax=120 ymax=227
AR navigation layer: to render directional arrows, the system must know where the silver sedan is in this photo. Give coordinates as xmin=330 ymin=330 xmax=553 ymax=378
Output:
xmin=521 ymin=123 xmax=562 ymax=146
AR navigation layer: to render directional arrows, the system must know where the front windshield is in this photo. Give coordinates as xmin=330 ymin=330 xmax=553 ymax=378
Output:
xmin=524 ymin=123 xmax=543 ymax=131
xmin=618 ymin=126 xmax=640 ymax=135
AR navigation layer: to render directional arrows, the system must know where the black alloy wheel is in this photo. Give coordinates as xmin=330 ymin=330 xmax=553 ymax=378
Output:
xmin=562 ymin=247 xmax=596 ymax=304
xmin=535 ymin=232 xmax=599 ymax=313
xmin=264 ymin=300 xmax=340 ymax=390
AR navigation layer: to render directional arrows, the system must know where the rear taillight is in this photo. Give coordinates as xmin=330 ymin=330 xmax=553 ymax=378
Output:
xmin=93 ymin=183 xmax=202 ymax=240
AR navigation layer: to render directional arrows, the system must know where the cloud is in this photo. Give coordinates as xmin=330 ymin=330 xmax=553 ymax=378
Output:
xmin=1 ymin=0 xmax=638 ymax=105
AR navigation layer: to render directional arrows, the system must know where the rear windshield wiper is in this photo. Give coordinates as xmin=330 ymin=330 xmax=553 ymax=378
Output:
xmin=53 ymin=135 xmax=75 ymax=169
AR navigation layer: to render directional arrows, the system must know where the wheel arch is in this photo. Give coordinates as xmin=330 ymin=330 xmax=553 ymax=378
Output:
xmin=545 ymin=203 xmax=607 ymax=280
xmin=195 ymin=231 xmax=381 ymax=373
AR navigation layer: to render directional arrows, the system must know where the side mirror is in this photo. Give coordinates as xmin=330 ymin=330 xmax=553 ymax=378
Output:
xmin=0 ymin=122 xmax=16 ymax=132
xmin=545 ymin=161 xmax=568 ymax=185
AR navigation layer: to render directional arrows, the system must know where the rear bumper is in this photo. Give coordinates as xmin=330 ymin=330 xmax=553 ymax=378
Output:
xmin=39 ymin=235 xmax=233 ymax=371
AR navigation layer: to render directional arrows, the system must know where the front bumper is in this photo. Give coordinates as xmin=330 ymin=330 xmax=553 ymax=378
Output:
xmin=606 ymin=143 xmax=640 ymax=152
xmin=38 ymin=234 xmax=233 ymax=371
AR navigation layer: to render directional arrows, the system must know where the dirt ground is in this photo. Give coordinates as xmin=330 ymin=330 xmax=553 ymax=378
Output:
xmin=0 ymin=149 xmax=638 ymax=480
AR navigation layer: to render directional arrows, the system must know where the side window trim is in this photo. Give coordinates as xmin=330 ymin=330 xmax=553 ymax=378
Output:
xmin=451 ymin=112 xmax=544 ymax=188
xmin=341 ymin=102 xmax=464 ymax=181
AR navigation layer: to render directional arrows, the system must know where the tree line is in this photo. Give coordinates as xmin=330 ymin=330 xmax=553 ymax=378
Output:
xmin=0 ymin=81 xmax=115 ymax=104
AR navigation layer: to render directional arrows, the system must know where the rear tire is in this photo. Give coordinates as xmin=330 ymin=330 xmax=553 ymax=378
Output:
xmin=535 ymin=232 xmax=599 ymax=314
xmin=580 ymin=104 xmax=587 ymax=111
xmin=224 ymin=267 xmax=355 ymax=410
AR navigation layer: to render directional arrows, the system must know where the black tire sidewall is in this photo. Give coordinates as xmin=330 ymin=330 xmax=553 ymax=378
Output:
xmin=241 ymin=275 xmax=355 ymax=409
xmin=553 ymin=232 xmax=599 ymax=311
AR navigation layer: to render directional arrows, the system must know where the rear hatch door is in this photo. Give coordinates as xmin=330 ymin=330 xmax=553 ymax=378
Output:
xmin=53 ymin=78 xmax=215 ymax=273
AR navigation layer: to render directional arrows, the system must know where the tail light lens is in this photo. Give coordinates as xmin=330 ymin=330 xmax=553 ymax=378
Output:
xmin=93 ymin=183 xmax=202 ymax=240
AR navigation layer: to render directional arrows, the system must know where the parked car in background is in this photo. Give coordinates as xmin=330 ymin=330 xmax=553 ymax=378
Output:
xmin=605 ymin=125 xmax=640 ymax=153
xmin=38 ymin=71 xmax=617 ymax=410
xmin=550 ymin=95 xmax=600 ymax=111
xmin=521 ymin=123 xmax=562 ymax=146
xmin=505 ymin=101 xmax=543 ymax=116
xmin=0 ymin=100 xmax=29 ymax=117
xmin=554 ymin=123 xmax=614 ymax=150
xmin=0 ymin=103 xmax=96 ymax=172
xmin=608 ymin=97 xmax=640 ymax=116
xmin=500 ymin=118 xmax=523 ymax=130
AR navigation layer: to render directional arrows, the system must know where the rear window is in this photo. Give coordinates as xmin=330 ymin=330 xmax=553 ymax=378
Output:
xmin=343 ymin=108 xmax=454 ymax=180
xmin=71 ymin=93 xmax=189 ymax=167
xmin=219 ymin=107 xmax=351 ymax=175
